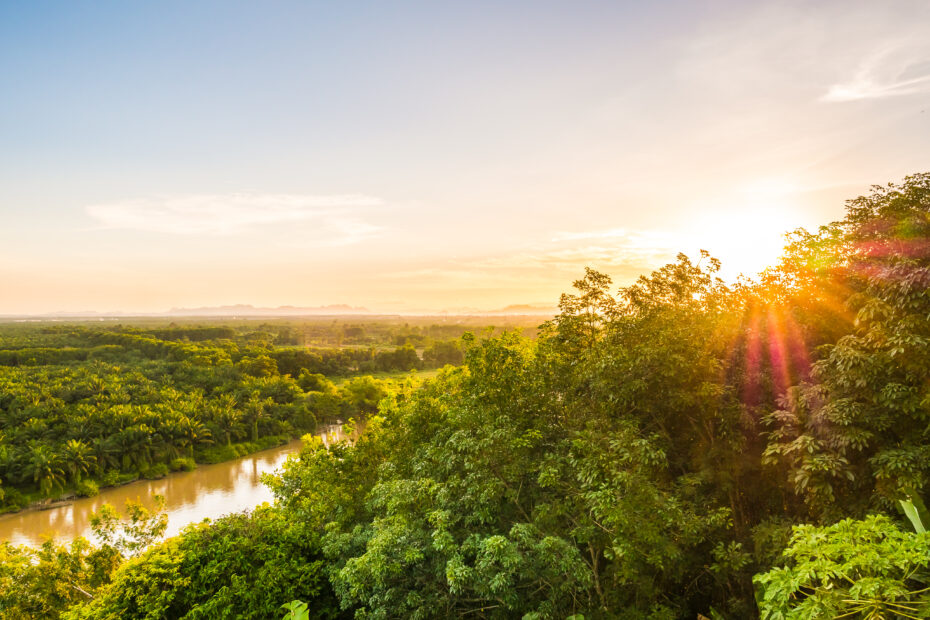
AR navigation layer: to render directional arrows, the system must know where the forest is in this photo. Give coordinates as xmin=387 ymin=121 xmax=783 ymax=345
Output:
xmin=2 ymin=173 xmax=930 ymax=619
xmin=0 ymin=318 xmax=519 ymax=510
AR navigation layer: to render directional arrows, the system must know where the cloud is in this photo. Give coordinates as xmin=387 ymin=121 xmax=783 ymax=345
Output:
xmin=85 ymin=193 xmax=384 ymax=236
xmin=821 ymin=43 xmax=930 ymax=102
xmin=385 ymin=231 xmax=683 ymax=290
xmin=822 ymin=73 xmax=930 ymax=102
xmin=323 ymin=217 xmax=383 ymax=247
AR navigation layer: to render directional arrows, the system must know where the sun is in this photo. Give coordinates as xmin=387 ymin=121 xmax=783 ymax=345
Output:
xmin=696 ymin=207 xmax=802 ymax=278
xmin=683 ymin=179 xmax=812 ymax=280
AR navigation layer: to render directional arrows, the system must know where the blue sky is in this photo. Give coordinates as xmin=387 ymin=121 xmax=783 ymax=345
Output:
xmin=1 ymin=1 xmax=929 ymax=313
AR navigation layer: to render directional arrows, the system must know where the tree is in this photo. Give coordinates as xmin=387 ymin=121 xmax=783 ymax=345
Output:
xmin=422 ymin=339 xmax=464 ymax=367
xmin=0 ymin=497 xmax=168 ymax=619
xmin=0 ymin=538 xmax=112 ymax=618
xmin=339 ymin=376 xmax=388 ymax=416
xmin=91 ymin=437 xmax=120 ymax=474
xmin=177 ymin=416 xmax=212 ymax=457
xmin=25 ymin=443 xmax=66 ymax=496
xmin=238 ymin=355 xmax=279 ymax=378
xmin=66 ymin=507 xmax=339 ymax=620
xmin=275 ymin=329 xmax=737 ymax=617
xmin=90 ymin=496 xmax=169 ymax=557
xmin=210 ymin=394 xmax=244 ymax=446
xmin=61 ymin=439 xmax=95 ymax=483
xmin=243 ymin=394 xmax=274 ymax=443
xmin=296 ymin=370 xmax=332 ymax=393
xmin=754 ymin=514 xmax=930 ymax=619
xmin=112 ymin=425 xmax=155 ymax=472
xmin=764 ymin=173 xmax=930 ymax=519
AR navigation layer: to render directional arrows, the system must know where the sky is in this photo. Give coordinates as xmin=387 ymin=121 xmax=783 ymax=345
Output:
xmin=1 ymin=0 xmax=928 ymax=314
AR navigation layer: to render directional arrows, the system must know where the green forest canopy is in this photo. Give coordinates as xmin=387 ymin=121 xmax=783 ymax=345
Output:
xmin=2 ymin=173 xmax=930 ymax=619
xmin=0 ymin=319 xmax=492 ymax=508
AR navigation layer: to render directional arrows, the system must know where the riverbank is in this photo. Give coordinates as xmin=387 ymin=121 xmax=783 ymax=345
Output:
xmin=0 ymin=435 xmax=288 ymax=516
xmin=0 ymin=420 xmax=353 ymax=518
xmin=0 ymin=421 xmax=354 ymax=547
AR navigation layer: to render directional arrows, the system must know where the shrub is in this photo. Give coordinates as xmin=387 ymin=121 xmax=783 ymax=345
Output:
xmin=199 ymin=435 xmax=289 ymax=464
xmin=200 ymin=444 xmax=239 ymax=464
xmin=255 ymin=435 xmax=287 ymax=451
xmin=142 ymin=463 xmax=169 ymax=480
xmin=75 ymin=479 xmax=99 ymax=497
xmin=169 ymin=458 xmax=196 ymax=472
xmin=2 ymin=488 xmax=28 ymax=510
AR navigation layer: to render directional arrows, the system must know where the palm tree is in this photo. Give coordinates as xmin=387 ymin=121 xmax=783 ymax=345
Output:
xmin=61 ymin=439 xmax=95 ymax=483
xmin=148 ymin=425 xmax=170 ymax=463
xmin=178 ymin=416 xmax=212 ymax=457
xmin=86 ymin=374 xmax=108 ymax=403
xmin=91 ymin=437 xmax=120 ymax=473
xmin=20 ymin=417 xmax=49 ymax=442
xmin=243 ymin=394 xmax=274 ymax=442
xmin=158 ymin=416 xmax=187 ymax=460
xmin=112 ymin=425 xmax=155 ymax=471
xmin=0 ymin=433 xmax=7 ymax=502
xmin=211 ymin=395 xmax=243 ymax=446
xmin=25 ymin=443 xmax=66 ymax=496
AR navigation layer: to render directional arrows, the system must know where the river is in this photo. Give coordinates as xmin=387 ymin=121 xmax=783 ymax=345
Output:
xmin=0 ymin=423 xmax=351 ymax=548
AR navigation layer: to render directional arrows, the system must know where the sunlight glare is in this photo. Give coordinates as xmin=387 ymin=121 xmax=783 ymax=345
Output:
xmin=684 ymin=180 xmax=809 ymax=280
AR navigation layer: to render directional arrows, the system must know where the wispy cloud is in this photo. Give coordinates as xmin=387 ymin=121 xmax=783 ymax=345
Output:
xmin=324 ymin=217 xmax=383 ymax=247
xmin=85 ymin=193 xmax=384 ymax=236
xmin=823 ymin=73 xmax=930 ymax=102
xmin=385 ymin=231 xmax=682 ymax=290
xmin=821 ymin=44 xmax=930 ymax=102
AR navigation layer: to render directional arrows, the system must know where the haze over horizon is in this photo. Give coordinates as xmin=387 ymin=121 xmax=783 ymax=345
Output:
xmin=2 ymin=1 xmax=929 ymax=314
xmin=0 ymin=301 xmax=560 ymax=318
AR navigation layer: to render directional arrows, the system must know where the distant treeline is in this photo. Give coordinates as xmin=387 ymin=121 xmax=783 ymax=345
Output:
xmin=0 ymin=325 xmax=469 ymax=373
xmin=0 ymin=315 xmax=541 ymax=349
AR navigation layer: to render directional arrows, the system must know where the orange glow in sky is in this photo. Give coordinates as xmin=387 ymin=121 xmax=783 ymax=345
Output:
xmin=1 ymin=2 xmax=928 ymax=314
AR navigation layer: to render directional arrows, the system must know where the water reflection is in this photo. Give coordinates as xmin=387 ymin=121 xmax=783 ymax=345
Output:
xmin=0 ymin=423 xmax=351 ymax=547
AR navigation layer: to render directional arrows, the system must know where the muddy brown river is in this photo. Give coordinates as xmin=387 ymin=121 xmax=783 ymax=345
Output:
xmin=0 ymin=424 xmax=350 ymax=547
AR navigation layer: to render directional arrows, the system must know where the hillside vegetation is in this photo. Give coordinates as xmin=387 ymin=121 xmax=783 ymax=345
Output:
xmin=2 ymin=173 xmax=930 ymax=619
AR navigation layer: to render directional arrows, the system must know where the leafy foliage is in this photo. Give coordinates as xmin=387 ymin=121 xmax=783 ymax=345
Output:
xmin=67 ymin=507 xmax=338 ymax=620
xmin=755 ymin=515 xmax=930 ymax=619
xmin=763 ymin=174 xmax=930 ymax=518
